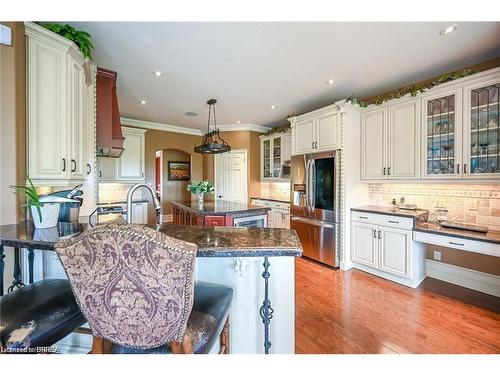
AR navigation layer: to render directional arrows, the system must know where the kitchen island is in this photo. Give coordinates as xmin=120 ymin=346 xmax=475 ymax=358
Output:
xmin=0 ymin=221 xmax=302 ymax=354
xmin=171 ymin=200 xmax=270 ymax=227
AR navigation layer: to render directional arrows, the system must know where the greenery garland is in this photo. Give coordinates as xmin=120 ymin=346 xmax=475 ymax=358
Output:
xmin=346 ymin=68 xmax=474 ymax=108
xmin=42 ymin=23 xmax=94 ymax=60
xmin=264 ymin=124 xmax=291 ymax=136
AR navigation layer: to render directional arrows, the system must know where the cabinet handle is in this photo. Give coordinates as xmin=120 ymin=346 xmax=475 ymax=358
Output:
xmin=387 ymin=167 xmax=391 ymax=175
xmin=99 ymin=171 xmax=102 ymax=178
xmin=449 ymin=241 xmax=464 ymax=246
xmin=383 ymin=167 xmax=386 ymax=175
xmin=141 ymin=172 xmax=144 ymax=178
xmin=388 ymin=220 xmax=399 ymax=224
xmin=71 ymin=159 xmax=76 ymax=172
xmin=463 ymin=164 xmax=467 ymax=174
xmin=456 ymin=164 xmax=460 ymax=174
xmin=312 ymin=142 xmax=314 ymax=149
xmin=314 ymin=141 xmax=318 ymax=148
xmin=373 ymin=229 xmax=377 ymax=238
xmin=62 ymin=158 xmax=66 ymax=172
xmin=87 ymin=163 xmax=91 ymax=175
xmin=359 ymin=216 xmax=368 ymax=219
xmin=378 ymin=230 xmax=381 ymax=239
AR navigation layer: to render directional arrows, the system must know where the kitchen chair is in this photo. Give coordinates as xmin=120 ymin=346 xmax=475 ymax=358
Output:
xmin=0 ymin=279 xmax=86 ymax=351
xmin=54 ymin=224 xmax=233 ymax=354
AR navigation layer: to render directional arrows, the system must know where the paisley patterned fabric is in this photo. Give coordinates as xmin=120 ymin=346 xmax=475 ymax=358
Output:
xmin=54 ymin=224 xmax=197 ymax=348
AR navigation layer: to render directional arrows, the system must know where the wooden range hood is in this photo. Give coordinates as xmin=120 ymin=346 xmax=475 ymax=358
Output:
xmin=96 ymin=67 xmax=125 ymax=158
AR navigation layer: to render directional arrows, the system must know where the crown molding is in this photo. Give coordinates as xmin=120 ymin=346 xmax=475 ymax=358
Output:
xmin=120 ymin=117 xmax=202 ymax=136
xmin=217 ymin=124 xmax=270 ymax=133
xmin=121 ymin=117 xmax=270 ymax=135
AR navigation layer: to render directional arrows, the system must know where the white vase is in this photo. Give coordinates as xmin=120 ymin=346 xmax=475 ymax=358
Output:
xmin=31 ymin=203 xmax=60 ymax=229
xmin=197 ymin=193 xmax=204 ymax=205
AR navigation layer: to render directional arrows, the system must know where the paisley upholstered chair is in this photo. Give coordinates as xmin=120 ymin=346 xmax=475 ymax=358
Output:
xmin=55 ymin=224 xmax=233 ymax=354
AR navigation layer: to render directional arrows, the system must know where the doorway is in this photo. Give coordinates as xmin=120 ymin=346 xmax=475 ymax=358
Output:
xmin=214 ymin=149 xmax=248 ymax=203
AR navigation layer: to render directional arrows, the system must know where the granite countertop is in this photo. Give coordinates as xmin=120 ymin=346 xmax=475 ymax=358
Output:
xmin=0 ymin=221 xmax=302 ymax=257
xmin=414 ymin=221 xmax=500 ymax=245
xmin=352 ymin=205 xmax=429 ymax=220
xmin=251 ymin=197 xmax=290 ymax=204
xmin=172 ymin=200 xmax=270 ymax=216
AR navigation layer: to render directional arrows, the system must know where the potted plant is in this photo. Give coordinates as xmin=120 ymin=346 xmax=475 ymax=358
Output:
xmin=10 ymin=177 xmax=60 ymax=228
xmin=187 ymin=180 xmax=215 ymax=204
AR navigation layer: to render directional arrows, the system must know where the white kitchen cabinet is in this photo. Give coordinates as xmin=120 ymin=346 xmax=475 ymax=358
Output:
xmin=25 ymin=22 xmax=90 ymax=186
xmin=378 ymin=226 xmax=411 ymax=278
xmin=131 ymin=202 xmax=148 ymax=224
xmin=351 ymin=210 xmax=425 ymax=288
xmin=387 ymin=100 xmax=420 ymax=179
xmin=361 ymin=108 xmax=386 ymax=179
xmin=260 ymin=131 xmax=291 ymax=180
xmin=117 ymin=127 xmax=146 ymax=181
xmin=361 ymin=100 xmax=420 ymax=180
xmin=250 ymin=199 xmax=290 ymax=228
xmin=351 ymin=221 xmax=379 ymax=268
xmin=97 ymin=156 xmax=117 ymax=181
xmin=290 ymin=106 xmax=341 ymax=155
xmin=316 ymin=110 xmax=341 ymax=151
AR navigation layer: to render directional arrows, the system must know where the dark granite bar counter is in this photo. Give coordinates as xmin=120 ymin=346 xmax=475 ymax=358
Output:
xmin=172 ymin=200 xmax=270 ymax=216
xmin=0 ymin=221 xmax=303 ymax=257
xmin=414 ymin=221 xmax=500 ymax=245
xmin=352 ymin=205 xmax=429 ymax=221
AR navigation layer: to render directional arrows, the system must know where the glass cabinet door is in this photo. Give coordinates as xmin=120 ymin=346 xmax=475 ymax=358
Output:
xmin=263 ymin=139 xmax=271 ymax=178
xmin=466 ymin=82 xmax=500 ymax=177
xmin=422 ymin=90 xmax=462 ymax=178
xmin=273 ymin=136 xmax=281 ymax=178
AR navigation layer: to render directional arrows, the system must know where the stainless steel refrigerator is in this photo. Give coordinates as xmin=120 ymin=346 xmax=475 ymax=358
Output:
xmin=290 ymin=151 xmax=339 ymax=267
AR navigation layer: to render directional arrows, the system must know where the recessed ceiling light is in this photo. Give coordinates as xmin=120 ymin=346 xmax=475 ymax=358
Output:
xmin=236 ymin=120 xmax=241 ymax=124
xmin=270 ymin=105 xmax=276 ymax=109
xmin=185 ymin=111 xmax=199 ymax=117
xmin=153 ymin=71 xmax=163 ymax=77
xmin=140 ymin=100 xmax=147 ymax=105
xmin=326 ymin=79 xmax=335 ymax=85
xmin=439 ymin=24 xmax=458 ymax=36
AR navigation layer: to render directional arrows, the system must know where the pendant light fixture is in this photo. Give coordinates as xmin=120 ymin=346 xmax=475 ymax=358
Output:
xmin=194 ymin=99 xmax=231 ymax=154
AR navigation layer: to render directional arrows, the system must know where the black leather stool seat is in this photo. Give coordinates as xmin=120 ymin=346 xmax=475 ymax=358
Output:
xmin=112 ymin=282 xmax=233 ymax=354
xmin=0 ymin=279 xmax=86 ymax=349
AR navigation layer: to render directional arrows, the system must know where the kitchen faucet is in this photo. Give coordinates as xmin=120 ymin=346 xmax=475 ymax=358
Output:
xmin=126 ymin=183 xmax=162 ymax=225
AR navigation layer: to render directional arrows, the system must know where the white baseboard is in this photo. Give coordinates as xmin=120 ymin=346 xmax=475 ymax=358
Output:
xmin=426 ymin=259 xmax=500 ymax=298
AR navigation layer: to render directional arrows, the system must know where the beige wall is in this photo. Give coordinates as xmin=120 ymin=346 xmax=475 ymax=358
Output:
xmin=203 ymin=130 xmax=261 ymax=202
xmin=161 ymin=149 xmax=191 ymax=214
xmin=0 ymin=22 xmax=26 ymax=224
xmin=136 ymin=128 xmax=202 ymax=222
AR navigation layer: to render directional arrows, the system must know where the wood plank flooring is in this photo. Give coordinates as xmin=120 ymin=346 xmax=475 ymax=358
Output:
xmin=295 ymin=258 xmax=500 ymax=353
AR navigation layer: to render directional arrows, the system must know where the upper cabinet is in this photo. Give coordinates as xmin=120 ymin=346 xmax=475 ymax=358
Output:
xmin=360 ymin=67 xmax=500 ymax=182
xmin=260 ymin=130 xmax=291 ymax=180
xmin=97 ymin=126 xmax=146 ymax=182
xmin=289 ymin=106 xmax=341 ymax=156
xmin=25 ymin=22 xmax=93 ymax=186
xmin=361 ymin=100 xmax=420 ymax=180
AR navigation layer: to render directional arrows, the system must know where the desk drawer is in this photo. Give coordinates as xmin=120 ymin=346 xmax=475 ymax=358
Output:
xmin=351 ymin=210 xmax=413 ymax=230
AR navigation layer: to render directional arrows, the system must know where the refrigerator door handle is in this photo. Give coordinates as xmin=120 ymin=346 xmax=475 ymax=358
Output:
xmin=311 ymin=158 xmax=316 ymax=209
xmin=291 ymin=215 xmax=336 ymax=229
xmin=304 ymin=159 xmax=310 ymax=210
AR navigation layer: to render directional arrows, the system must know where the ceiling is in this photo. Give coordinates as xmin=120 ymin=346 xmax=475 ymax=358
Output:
xmin=70 ymin=22 xmax=500 ymax=130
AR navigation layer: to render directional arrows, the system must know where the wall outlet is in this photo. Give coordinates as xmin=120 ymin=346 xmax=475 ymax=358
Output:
xmin=433 ymin=250 xmax=442 ymax=261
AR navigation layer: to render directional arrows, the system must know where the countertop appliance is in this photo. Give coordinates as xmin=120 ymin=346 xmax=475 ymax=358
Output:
xmin=233 ymin=214 xmax=268 ymax=228
xmin=290 ymin=151 xmax=339 ymax=267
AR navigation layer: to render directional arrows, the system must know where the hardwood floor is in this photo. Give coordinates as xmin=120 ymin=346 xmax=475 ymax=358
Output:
xmin=295 ymin=257 xmax=500 ymax=354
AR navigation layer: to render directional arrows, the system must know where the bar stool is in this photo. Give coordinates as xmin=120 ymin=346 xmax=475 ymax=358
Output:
xmin=0 ymin=279 xmax=86 ymax=351
xmin=55 ymin=224 xmax=233 ymax=354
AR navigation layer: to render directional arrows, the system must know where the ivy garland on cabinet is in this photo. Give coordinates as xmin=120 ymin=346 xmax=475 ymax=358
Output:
xmin=41 ymin=23 xmax=94 ymax=59
xmin=346 ymin=68 xmax=474 ymax=107
xmin=263 ymin=124 xmax=291 ymax=136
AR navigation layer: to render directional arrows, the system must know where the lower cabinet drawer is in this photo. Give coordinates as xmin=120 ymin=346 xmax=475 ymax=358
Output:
xmin=351 ymin=210 xmax=414 ymax=230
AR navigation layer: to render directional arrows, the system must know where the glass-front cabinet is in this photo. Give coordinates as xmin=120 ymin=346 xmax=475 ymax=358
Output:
xmin=260 ymin=131 xmax=291 ymax=180
xmin=463 ymin=80 xmax=500 ymax=178
xmin=421 ymin=88 xmax=463 ymax=179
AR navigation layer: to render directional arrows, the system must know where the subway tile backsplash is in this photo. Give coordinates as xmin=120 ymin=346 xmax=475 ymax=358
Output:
xmin=369 ymin=183 xmax=500 ymax=230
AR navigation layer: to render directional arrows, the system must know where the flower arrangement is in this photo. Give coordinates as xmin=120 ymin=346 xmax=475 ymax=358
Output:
xmin=187 ymin=180 xmax=214 ymax=204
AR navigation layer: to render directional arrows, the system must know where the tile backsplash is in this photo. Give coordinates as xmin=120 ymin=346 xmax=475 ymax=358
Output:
xmin=369 ymin=183 xmax=500 ymax=230
xmin=260 ymin=182 xmax=290 ymax=201
xmin=98 ymin=183 xmax=143 ymax=203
